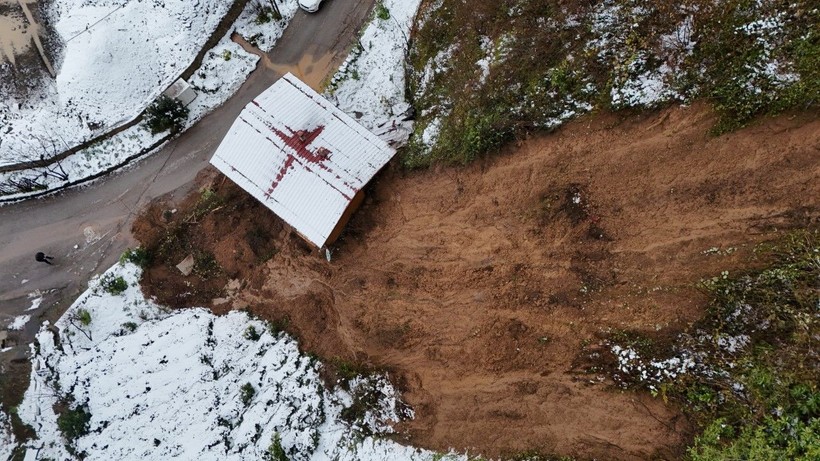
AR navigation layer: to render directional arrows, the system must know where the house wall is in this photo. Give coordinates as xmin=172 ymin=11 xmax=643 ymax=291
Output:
xmin=325 ymin=189 xmax=365 ymax=246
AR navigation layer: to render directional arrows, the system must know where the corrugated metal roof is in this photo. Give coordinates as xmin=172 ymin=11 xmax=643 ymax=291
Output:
xmin=209 ymin=73 xmax=396 ymax=248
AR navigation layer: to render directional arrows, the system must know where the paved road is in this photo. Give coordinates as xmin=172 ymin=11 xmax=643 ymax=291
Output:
xmin=0 ymin=0 xmax=375 ymax=345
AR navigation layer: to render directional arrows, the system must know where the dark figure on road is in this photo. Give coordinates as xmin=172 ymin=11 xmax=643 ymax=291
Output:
xmin=35 ymin=252 xmax=54 ymax=265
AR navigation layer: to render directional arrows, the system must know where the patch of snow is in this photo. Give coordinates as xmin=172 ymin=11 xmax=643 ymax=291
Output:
xmin=611 ymin=59 xmax=677 ymax=108
xmin=612 ymin=345 xmax=695 ymax=390
xmin=18 ymin=262 xmax=466 ymax=461
xmin=0 ymin=411 xmax=16 ymax=460
xmin=327 ymin=0 xmax=423 ymax=147
xmin=7 ymin=314 xmax=30 ymax=330
xmin=717 ymin=334 xmax=750 ymax=354
xmin=417 ymin=43 xmax=457 ymax=97
xmin=420 ymin=118 xmax=442 ymax=148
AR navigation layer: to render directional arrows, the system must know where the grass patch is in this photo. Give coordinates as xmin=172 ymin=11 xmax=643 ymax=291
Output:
xmin=603 ymin=230 xmax=819 ymax=460
xmin=406 ymin=0 xmax=818 ymax=167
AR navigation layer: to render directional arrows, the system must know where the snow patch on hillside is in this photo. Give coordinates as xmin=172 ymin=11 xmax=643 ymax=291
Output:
xmin=326 ymin=0 xmax=422 ymax=147
xmin=0 ymin=413 xmax=14 ymax=460
xmin=16 ymin=262 xmax=465 ymax=461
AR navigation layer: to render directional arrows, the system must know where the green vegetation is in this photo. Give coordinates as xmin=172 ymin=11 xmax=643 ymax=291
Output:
xmin=376 ymin=2 xmax=390 ymax=20
xmin=75 ymin=309 xmax=92 ymax=326
xmin=693 ymin=1 xmax=820 ymax=133
xmin=265 ymin=432 xmax=289 ymax=461
xmin=266 ymin=316 xmax=290 ymax=337
xmin=57 ymin=405 xmax=91 ymax=441
xmin=683 ymin=231 xmax=820 ymax=460
xmin=244 ymin=325 xmax=261 ymax=341
xmin=144 ymin=95 xmax=189 ymax=134
xmin=120 ymin=247 xmax=150 ymax=267
xmin=101 ymin=274 xmax=129 ymax=295
xmin=193 ymin=251 xmax=221 ymax=279
xmin=406 ymin=0 xmax=819 ymax=166
xmin=222 ymin=49 xmax=232 ymax=61
xmin=240 ymin=382 xmax=256 ymax=406
xmin=606 ymin=230 xmax=819 ymax=460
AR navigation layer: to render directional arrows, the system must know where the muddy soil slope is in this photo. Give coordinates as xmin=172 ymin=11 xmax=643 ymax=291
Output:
xmin=135 ymin=103 xmax=819 ymax=460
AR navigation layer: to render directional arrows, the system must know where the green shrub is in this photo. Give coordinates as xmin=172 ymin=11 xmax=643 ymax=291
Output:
xmin=222 ymin=49 xmax=232 ymax=61
xmin=76 ymin=309 xmax=92 ymax=326
xmin=101 ymin=274 xmax=128 ymax=295
xmin=120 ymin=247 xmax=150 ymax=267
xmin=122 ymin=322 xmax=138 ymax=333
xmin=145 ymin=95 xmax=189 ymax=134
xmin=57 ymin=406 xmax=91 ymax=441
xmin=376 ymin=2 xmax=390 ymax=20
xmin=244 ymin=325 xmax=261 ymax=341
xmin=266 ymin=432 xmax=289 ymax=461
xmin=240 ymin=382 xmax=255 ymax=406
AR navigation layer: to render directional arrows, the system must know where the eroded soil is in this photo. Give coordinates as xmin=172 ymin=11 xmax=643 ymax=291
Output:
xmin=134 ymin=103 xmax=819 ymax=460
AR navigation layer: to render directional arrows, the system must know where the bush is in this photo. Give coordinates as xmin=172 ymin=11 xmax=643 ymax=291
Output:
xmin=266 ymin=432 xmax=289 ymax=461
xmin=120 ymin=247 xmax=150 ymax=267
xmin=75 ymin=309 xmax=92 ymax=326
xmin=376 ymin=2 xmax=390 ymax=20
xmin=145 ymin=95 xmax=189 ymax=134
xmin=57 ymin=406 xmax=91 ymax=441
xmin=244 ymin=325 xmax=261 ymax=341
xmin=101 ymin=274 xmax=128 ymax=295
xmin=240 ymin=382 xmax=255 ymax=406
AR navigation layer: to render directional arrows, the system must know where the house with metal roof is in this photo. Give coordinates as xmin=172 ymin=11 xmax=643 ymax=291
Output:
xmin=209 ymin=73 xmax=396 ymax=248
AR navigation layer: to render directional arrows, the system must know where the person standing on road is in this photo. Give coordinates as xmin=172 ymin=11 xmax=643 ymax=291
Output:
xmin=35 ymin=252 xmax=54 ymax=265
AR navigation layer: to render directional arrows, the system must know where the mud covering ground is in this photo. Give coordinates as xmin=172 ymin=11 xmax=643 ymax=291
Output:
xmin=134 ymin=103 xmax=819 ymax=460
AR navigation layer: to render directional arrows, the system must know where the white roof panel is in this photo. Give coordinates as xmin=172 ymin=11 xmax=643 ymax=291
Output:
xmin=209 ymin=73 xmax=396 ymax=247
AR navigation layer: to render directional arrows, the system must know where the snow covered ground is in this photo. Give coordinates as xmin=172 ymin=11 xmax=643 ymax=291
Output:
xmin=0 ymin=0 xmax=236 ymax=166
xmin=1 ymin=0 xmax=422 ymax=201
xmin=0 ymin=0 xmax=301 ymax=201
xmin=10 ymin=262 xmax=465 ymax=461
xmin=325 ymin=0 xmax=421 ymax=147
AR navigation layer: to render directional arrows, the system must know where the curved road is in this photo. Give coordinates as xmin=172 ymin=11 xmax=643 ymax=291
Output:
xmin=0 ymin=0 xmax=375 ymax=346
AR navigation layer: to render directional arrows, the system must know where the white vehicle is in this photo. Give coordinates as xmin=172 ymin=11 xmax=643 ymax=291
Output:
xmin=298 ymin=0 xmax=323 ymax=12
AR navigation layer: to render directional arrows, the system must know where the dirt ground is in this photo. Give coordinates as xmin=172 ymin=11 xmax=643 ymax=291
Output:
xmin=134 ymin=103 xmax=819 ymax=460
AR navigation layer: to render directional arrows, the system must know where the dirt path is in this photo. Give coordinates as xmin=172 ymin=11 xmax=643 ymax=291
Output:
xmin=0 ymin=0 xmax=376 ymax=346
xmin=135 ymin=103 xmax=819 ymax=460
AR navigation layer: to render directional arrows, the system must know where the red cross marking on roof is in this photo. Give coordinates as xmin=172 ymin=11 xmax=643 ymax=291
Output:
xmin=264 ymin=124 xmax=354 ymax=201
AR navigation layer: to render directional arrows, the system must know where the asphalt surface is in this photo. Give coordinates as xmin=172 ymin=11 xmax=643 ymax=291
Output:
xmin=0 ymin=0 xmax=375 ymax=346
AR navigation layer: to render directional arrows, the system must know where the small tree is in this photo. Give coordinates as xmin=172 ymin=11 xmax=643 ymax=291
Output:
xmin=266 ymin=433 xmax=289 ymax=461
xmin=240 ymin=382 xmax=256 ymax=406
xmin=145 ymin=95 xmax=189 ymax=134
xmin=57 ymin=405 xmax=91 ymax=441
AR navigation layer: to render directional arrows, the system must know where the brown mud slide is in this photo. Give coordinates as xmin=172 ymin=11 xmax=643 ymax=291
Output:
xmin=133 ymin=103 xmax=819 ymax=460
